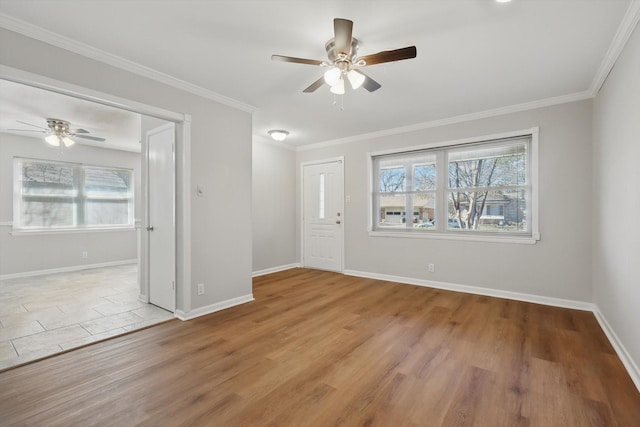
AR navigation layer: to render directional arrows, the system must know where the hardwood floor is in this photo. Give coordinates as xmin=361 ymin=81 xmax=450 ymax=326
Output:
xmin=0 ymin=268 xmax=638 ymax=426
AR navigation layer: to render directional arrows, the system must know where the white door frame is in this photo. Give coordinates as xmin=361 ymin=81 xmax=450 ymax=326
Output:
xmin=0 ymin=65 xmax=193 ymax=316
xmin=300 ymin=156 xmax=345 ymax=272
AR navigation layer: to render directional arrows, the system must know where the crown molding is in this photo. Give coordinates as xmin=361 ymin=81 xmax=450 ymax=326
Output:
xmin=297 ymin=90 xmax=592 ymax=152
xmin=589 ymin=0 xmax=640 ymax=96
xmin=0 ymin=13 xmax=257 ymax=114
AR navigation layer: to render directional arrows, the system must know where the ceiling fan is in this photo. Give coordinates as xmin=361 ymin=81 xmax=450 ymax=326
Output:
xmin=8 ymin=118 xmax=106 ymax=150
xmin=272 ymin=18 xmax=417 ymax=94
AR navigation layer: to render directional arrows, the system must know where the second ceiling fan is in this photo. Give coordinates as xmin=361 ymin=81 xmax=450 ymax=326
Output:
xmin=272 ymin=18 xmax=417 ymax=94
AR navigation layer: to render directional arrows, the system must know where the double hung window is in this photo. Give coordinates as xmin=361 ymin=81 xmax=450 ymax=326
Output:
xmin=13 ymin=157 xmax=134 ymax=231
xmin=371 ymin=131 xmax=537 ymax=241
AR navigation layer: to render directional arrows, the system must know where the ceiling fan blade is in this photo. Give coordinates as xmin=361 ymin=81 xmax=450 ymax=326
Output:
xmin=7 ymin=128 xmax=47 ymax=133
xmin=16 ymin=120 xmax=48 ymax=130
xmin=357 ymin=46 xmax=417 ymax=66
xmin=71 ymin=128 xmax=89 ymax=134
xmin=303 ymin=77 xmax=326 ymax=93
xmin=73 ymin=134 xmax=106 ymax=142
xmin=271 ymin=55 xmax=324 ymax=66
xmin=334 ymin=18 xmax=353 ymax=56
xmin=359 ymin=72 xmax=382 ymax=92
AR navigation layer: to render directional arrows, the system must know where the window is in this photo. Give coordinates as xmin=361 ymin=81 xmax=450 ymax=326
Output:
xmin=373 ymin=152 xmax=437 ymax=230
xmin=13 ymin=158 xmax=134 ymax=231
xmin=370 ymin=130 xmax=538 ymax=242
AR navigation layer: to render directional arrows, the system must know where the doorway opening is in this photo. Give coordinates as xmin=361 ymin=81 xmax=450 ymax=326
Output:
xmin=0 ymin=76 xmax=186 ymax=370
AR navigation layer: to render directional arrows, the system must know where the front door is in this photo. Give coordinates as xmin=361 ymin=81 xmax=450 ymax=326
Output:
xmin=302 ymin=159 xmax=344 ymax=272
xmin=147 ymin=123 xmax=175 ymax=312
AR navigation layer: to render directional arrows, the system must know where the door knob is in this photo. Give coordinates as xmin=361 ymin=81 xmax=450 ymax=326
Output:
xmin=147 ymin=226 xmax=154 ymax=231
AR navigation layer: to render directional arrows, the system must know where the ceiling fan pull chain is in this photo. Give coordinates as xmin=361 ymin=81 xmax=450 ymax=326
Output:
xmin=331 ymin=93 xmax=345 ymax=111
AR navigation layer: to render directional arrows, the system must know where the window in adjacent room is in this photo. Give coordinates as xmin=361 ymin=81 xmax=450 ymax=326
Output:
xmin=13 ymin=157 xmax=134 ymax=231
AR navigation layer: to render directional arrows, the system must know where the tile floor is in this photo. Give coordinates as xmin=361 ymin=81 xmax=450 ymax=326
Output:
xmin=0 ymin=263 xmax=174 ymax=370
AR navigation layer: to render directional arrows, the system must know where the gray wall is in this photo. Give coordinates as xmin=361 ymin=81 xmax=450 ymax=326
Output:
xmin=252 ymin=139 xmax=296 ymax=272
xmin=0 ymin=28 xmax=253 ymax=311
xmin=296 ymin=100 xmax=593 ymax=302
xmin=593 ymin=25 xmax=640 ymax=372
xmin=0 ymin=133 xmax=140 ymax=276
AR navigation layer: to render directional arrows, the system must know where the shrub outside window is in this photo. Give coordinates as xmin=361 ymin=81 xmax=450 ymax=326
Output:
xmin=13 ymin=157 xmax=134 ymax=231
xmin=370 ymin=131 xmax=538 ymax=242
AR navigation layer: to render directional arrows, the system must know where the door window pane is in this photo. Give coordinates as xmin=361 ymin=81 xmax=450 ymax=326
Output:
xmin=319 ymin=173 xmax=325 ymax=219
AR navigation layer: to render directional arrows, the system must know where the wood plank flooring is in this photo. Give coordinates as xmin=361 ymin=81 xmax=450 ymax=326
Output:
xmin=0 ymin=268 xmax=638 ymax=426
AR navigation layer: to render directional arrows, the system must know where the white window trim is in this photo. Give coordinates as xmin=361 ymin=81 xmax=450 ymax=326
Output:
xmin=367 ymin=127 xmax=540 ymax=244
xmin=10 ymin=226 xmax=136 ymax=237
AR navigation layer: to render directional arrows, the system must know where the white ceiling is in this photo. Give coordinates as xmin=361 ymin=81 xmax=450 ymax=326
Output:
xmin=0 ymin=0 xmax=635 ymax=148
xmin=0 ymin=79 xmax=142 ymax=151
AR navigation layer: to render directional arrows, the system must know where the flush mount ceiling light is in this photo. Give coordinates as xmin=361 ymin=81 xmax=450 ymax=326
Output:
xmin=496 ymin=0 xmax=512 ymax=3
xmin=272 ymin=18 xmax=417 ymax=96
xmin=268 ymin=130 xmax=289 ymax=142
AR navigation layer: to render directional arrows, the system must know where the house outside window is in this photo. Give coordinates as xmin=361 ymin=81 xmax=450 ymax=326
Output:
xmin=13 ymin=157 xmax=134 ymax=231
xmin=370 ymin=129 xmax=539 ymax=243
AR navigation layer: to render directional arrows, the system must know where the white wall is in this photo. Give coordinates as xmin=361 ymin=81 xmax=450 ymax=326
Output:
xmin=0 ymin=133 xmax=140 ymax=276
xmin=252 ymin=139 xmax=296 ymax=273
xmin=297 ymin=100 xmax=593 ymax=302
xmin=593 ymin=25 xmax=640 ymax=374
xmin=0 ymin=28 xmax=253 ymax=312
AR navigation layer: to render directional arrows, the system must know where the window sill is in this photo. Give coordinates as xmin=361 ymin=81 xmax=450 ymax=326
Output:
xmin=10 ymin=226 xmax=136 ymax=236
xmin=368 ymin=230 xmax=540 ymax=245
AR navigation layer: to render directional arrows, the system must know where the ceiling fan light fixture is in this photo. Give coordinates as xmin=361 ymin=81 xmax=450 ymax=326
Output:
xmin=324 ymin=67 xmax=342 ymax=86
xmin=330 ymin=78 xmax=345 ymax=95
xmin=347 ymin=69 xmax=365 ymax=90
xmin=268 ymin=129 xmax=289 ymax=142
xmin=62 ymin=136 xmax=75 ymax=147
xmin=45 ymin=134 xmax=61 ymax=146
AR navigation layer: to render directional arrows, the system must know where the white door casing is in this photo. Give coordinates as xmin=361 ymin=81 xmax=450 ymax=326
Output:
xmin=147 ymin=123 xmax=176 ymax=312
xmin=302 ymin=158 xmax=344 ymax=272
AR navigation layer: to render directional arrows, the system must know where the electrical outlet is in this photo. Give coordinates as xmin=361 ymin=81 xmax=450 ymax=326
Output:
xmin=197 ymin=283 xmax=205 ymax=296
xmin=82 ymin=251 xmax=88 ymax=259
xmin=428 ymin=263 xmax=435 ymax=273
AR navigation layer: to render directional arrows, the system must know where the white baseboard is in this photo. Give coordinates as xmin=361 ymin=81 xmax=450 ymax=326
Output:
xmin=252 ymin=263 xmax=301 ymax=278
xmin=593 ymin=309 xmax=640 ymax=392
xmin=343 ymin=269 xmax=596 ymax=311
xmin=0 ymin=259 xmax=138 ymax=281
xmin=137 ymin=293 xmax=149 ymax=304
xmin=175 ymin=294 xmax=254 ymax=321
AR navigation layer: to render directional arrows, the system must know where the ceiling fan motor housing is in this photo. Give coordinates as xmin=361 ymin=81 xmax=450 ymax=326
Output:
xmin=47 ymin=118 xmax=71 ymax=135
xmin=325 ymin=37 xmax=359 ymax=64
